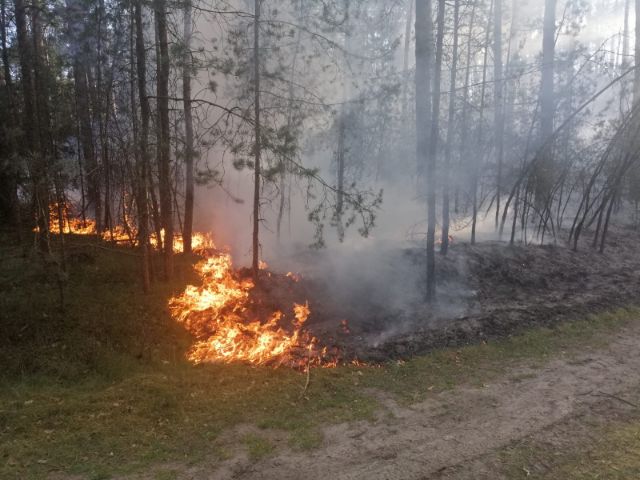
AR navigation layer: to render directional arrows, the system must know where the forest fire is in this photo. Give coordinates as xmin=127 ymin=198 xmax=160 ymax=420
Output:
xmin=44 ymin=202 xmax=98 ymax=235
xmin=41 ymin=201 xmax=214 ymax=253
xmin=169 ymin=246 xmax=335 ymax=368
xmin=43 ymin=201 xmax=338 ymax=367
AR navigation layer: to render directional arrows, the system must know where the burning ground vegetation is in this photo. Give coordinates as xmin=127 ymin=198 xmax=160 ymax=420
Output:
xmin=37 ymin=202 xmax=640 ymax=368
xmin=37 ymin=201 xmax=213 ymax=252
xmin=40 ymin=202 xmax=347 ymax=368
xmin=167 ymin=251 xmax=345 ymax=368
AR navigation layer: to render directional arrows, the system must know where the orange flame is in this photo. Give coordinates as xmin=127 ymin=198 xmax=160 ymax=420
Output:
xmin=169 ymin=246 xmax=325 ymax=367
xmin=41 ymin=202 xmax=215 ymax=254
xmin=45 ymin=202 xmax=344 ymax=368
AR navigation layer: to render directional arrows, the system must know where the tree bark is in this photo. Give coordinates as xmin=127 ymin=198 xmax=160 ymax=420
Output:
xmin=471 ymin=0 xmax=493 ymax=245
xmin=635 ymin=0 xmax=640 ymax=102
xmin=402 ymin=0 xmax=414 ymax=118
xmin=493 ymin=0 xmax=504 ymax=229
xmin=15 ymin=0 xmax=49 ymax=252
xmin=154 ymin=0 xmax=173 ymax=279
xmin=535 ymin=0 xmax=556 ymax=204
xmin=457 ymin=1 xmax=477 ymax=215
xmin=0 ymin=0 xmax=21 ymax=231
xmin=252 ymin=0 xmax=262 ymax=280
xmin=415 ymin=0 xmax=435 ymax=301
xmin=425 ymin=0 xmax=445 ymax=301
xmin=441 ymin=0 xmax=459 ymax=256
xmin=415 ymin=0 xmax=433 ymax=181
xmin=134 ymin=0 xmax=151 ymax=292
xmin=182 ymin=0 xmax=195 ymax=254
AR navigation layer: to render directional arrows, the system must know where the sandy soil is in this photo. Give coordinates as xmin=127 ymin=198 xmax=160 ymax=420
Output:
xmin=203 ymin=321 xmax=640 ymax=480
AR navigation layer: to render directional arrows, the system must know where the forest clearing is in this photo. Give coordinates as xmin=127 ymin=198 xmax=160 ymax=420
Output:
xmin=4 ymin=0 xmax=640 ymax=478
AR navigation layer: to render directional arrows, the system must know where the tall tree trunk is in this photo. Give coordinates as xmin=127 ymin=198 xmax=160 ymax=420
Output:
xmin=415 ymin=0 xmax=434 ymax=301
xmin=134 ymin=0 xmax=150 ymax=292
xmin=441 ymin=0 xmax=459 ymax=256
xmin=415 ymin=0 xmax=432 ymax=181
xmin=1 ymin=0 xmax=21 ymax=231
xmin=182 ymin=0 xmax=195 ymax=254
xmin=535 ymin=0 xmax=556 ymax=204
xmin=425 ymin=0 xmax=445 ymax=301
xmin=73 ymin=60 xmax=100 ymax=230
xmin=402 ymin=0 xmax=414 ymax=118
xmin=620 ymin=0 xmax=631 ymax=112
xmin=154 ymin=0 xmax=173 ymax=279
xmin=277 ymin=0 xmax=304 ymax=241
xmin=457 ymin=1 xmax=477 ymax=214
xmin=252 ymin=0 xmax=262 ymax=280
xmin=493 ymin=0 xmax=504 ymax=229
xmin=15 ymin=0 xmax=48 ymax=252
xmin=471 ymin=0 xmax=493 ymax=245
xmin=635 ymin=0 xmax=640 ymax=102
xmin=336 ymin=114 xmax=345 ymax=230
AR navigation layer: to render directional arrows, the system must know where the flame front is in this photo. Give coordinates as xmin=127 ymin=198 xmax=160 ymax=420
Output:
xmin=169 ymin=246 xmax=322 ymax=367
xmin=41 ymin=201 xmax=213 ymax=253
xmin=45 ymin=202 xmax=338 ymax=367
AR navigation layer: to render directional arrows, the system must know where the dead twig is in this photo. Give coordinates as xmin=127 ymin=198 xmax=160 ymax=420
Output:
xmin=592 ymin=391 xmax=639 ymax=409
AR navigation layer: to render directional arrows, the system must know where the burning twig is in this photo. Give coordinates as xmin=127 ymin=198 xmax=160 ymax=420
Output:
xmin=168 ymin=244 xmax=332 ymax=368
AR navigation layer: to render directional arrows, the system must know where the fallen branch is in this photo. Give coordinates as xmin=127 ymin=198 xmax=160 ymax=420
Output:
xmin=592 ymin=391 xmax=639 ymax=409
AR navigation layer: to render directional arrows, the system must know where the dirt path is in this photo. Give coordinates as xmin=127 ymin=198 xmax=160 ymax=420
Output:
xmin=209 ymin=322 xmax=640 ymax=480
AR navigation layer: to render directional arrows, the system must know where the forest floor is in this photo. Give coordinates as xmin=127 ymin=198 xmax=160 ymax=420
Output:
xmin=287 ymin=225 xmax=640 ymax=362
xmin=2 ymin=230 xmax=640 ymax=479
xmin=209 ymin=313 xmax=640 ymax=480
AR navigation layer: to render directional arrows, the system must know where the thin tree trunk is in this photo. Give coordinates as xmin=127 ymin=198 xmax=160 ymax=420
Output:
xmin=620 ymin=0 xmax=631 ymax=111
xmin=441 ymin=0 xmax=459 ymax=255
xmin=336 ymin=114 xmax=345 ymax=239
xmin=415 ymin=0 xmax=433 ymax=181
xmin=277 ymin=0 xmax=304 ymax=241
xmin=416 ymin=0 xmax=434 ymax=301
xmin=1 ymin=0 xmax=21 ymax=233
xmin=182 ymin=0 xmax=195 ymax=254
xmin=635 ymin=0 xmax=640 ymax=102
xmin=457 ymin=1 xmax=477 ymax=214
xmin=471 ymin=0 xmax=493 ymax=245
xmin=535 ymin=0 xmax=556 ymax=203
xmin=493 ymin=0 xmax=504 ymax=229
xmin=425 ymin=0 xmax=445 ymax=301
xmin=154 ymin=0 xmax=173 ymax=279
xmin=134 ymin=0 xmax=150 ymax=292
xmin=252 ymin=0 xmax=262 ymax=280
xmin=402 ymin=0 xmax=414 ymax=118
xmin=15 ymin=0 xmax=49 ymax=252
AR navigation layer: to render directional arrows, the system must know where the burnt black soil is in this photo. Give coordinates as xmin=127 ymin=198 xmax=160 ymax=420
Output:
xmin=254 ymin=227 xmax=640 ymax=363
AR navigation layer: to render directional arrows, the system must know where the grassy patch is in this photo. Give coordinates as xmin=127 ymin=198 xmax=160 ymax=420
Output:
xmin=154 ymin=471 xmax=179 ymax=480
xmin=499 ymin=416 xmax=640 ymax=479
xmin=242 ymin=433 xmax=275 ymax=460
xmin=0 ymin=236 xmax=638 ymax=478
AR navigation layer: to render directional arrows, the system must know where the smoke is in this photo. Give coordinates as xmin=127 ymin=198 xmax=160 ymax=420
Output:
xmin=183 ymin=0 xmax=634 ymax=342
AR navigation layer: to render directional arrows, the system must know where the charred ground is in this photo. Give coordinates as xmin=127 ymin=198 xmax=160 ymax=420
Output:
xmin=253 ymin=226 xmax=640 ymax=363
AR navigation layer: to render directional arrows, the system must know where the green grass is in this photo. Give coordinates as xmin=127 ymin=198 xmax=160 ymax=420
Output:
xmin=242 ymin=433 xmax=275 ymax=460
xmin=0 ymin=233 xmax=638 ymax=478
xmin=498 ymin=417 xmax=640 ymax=479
